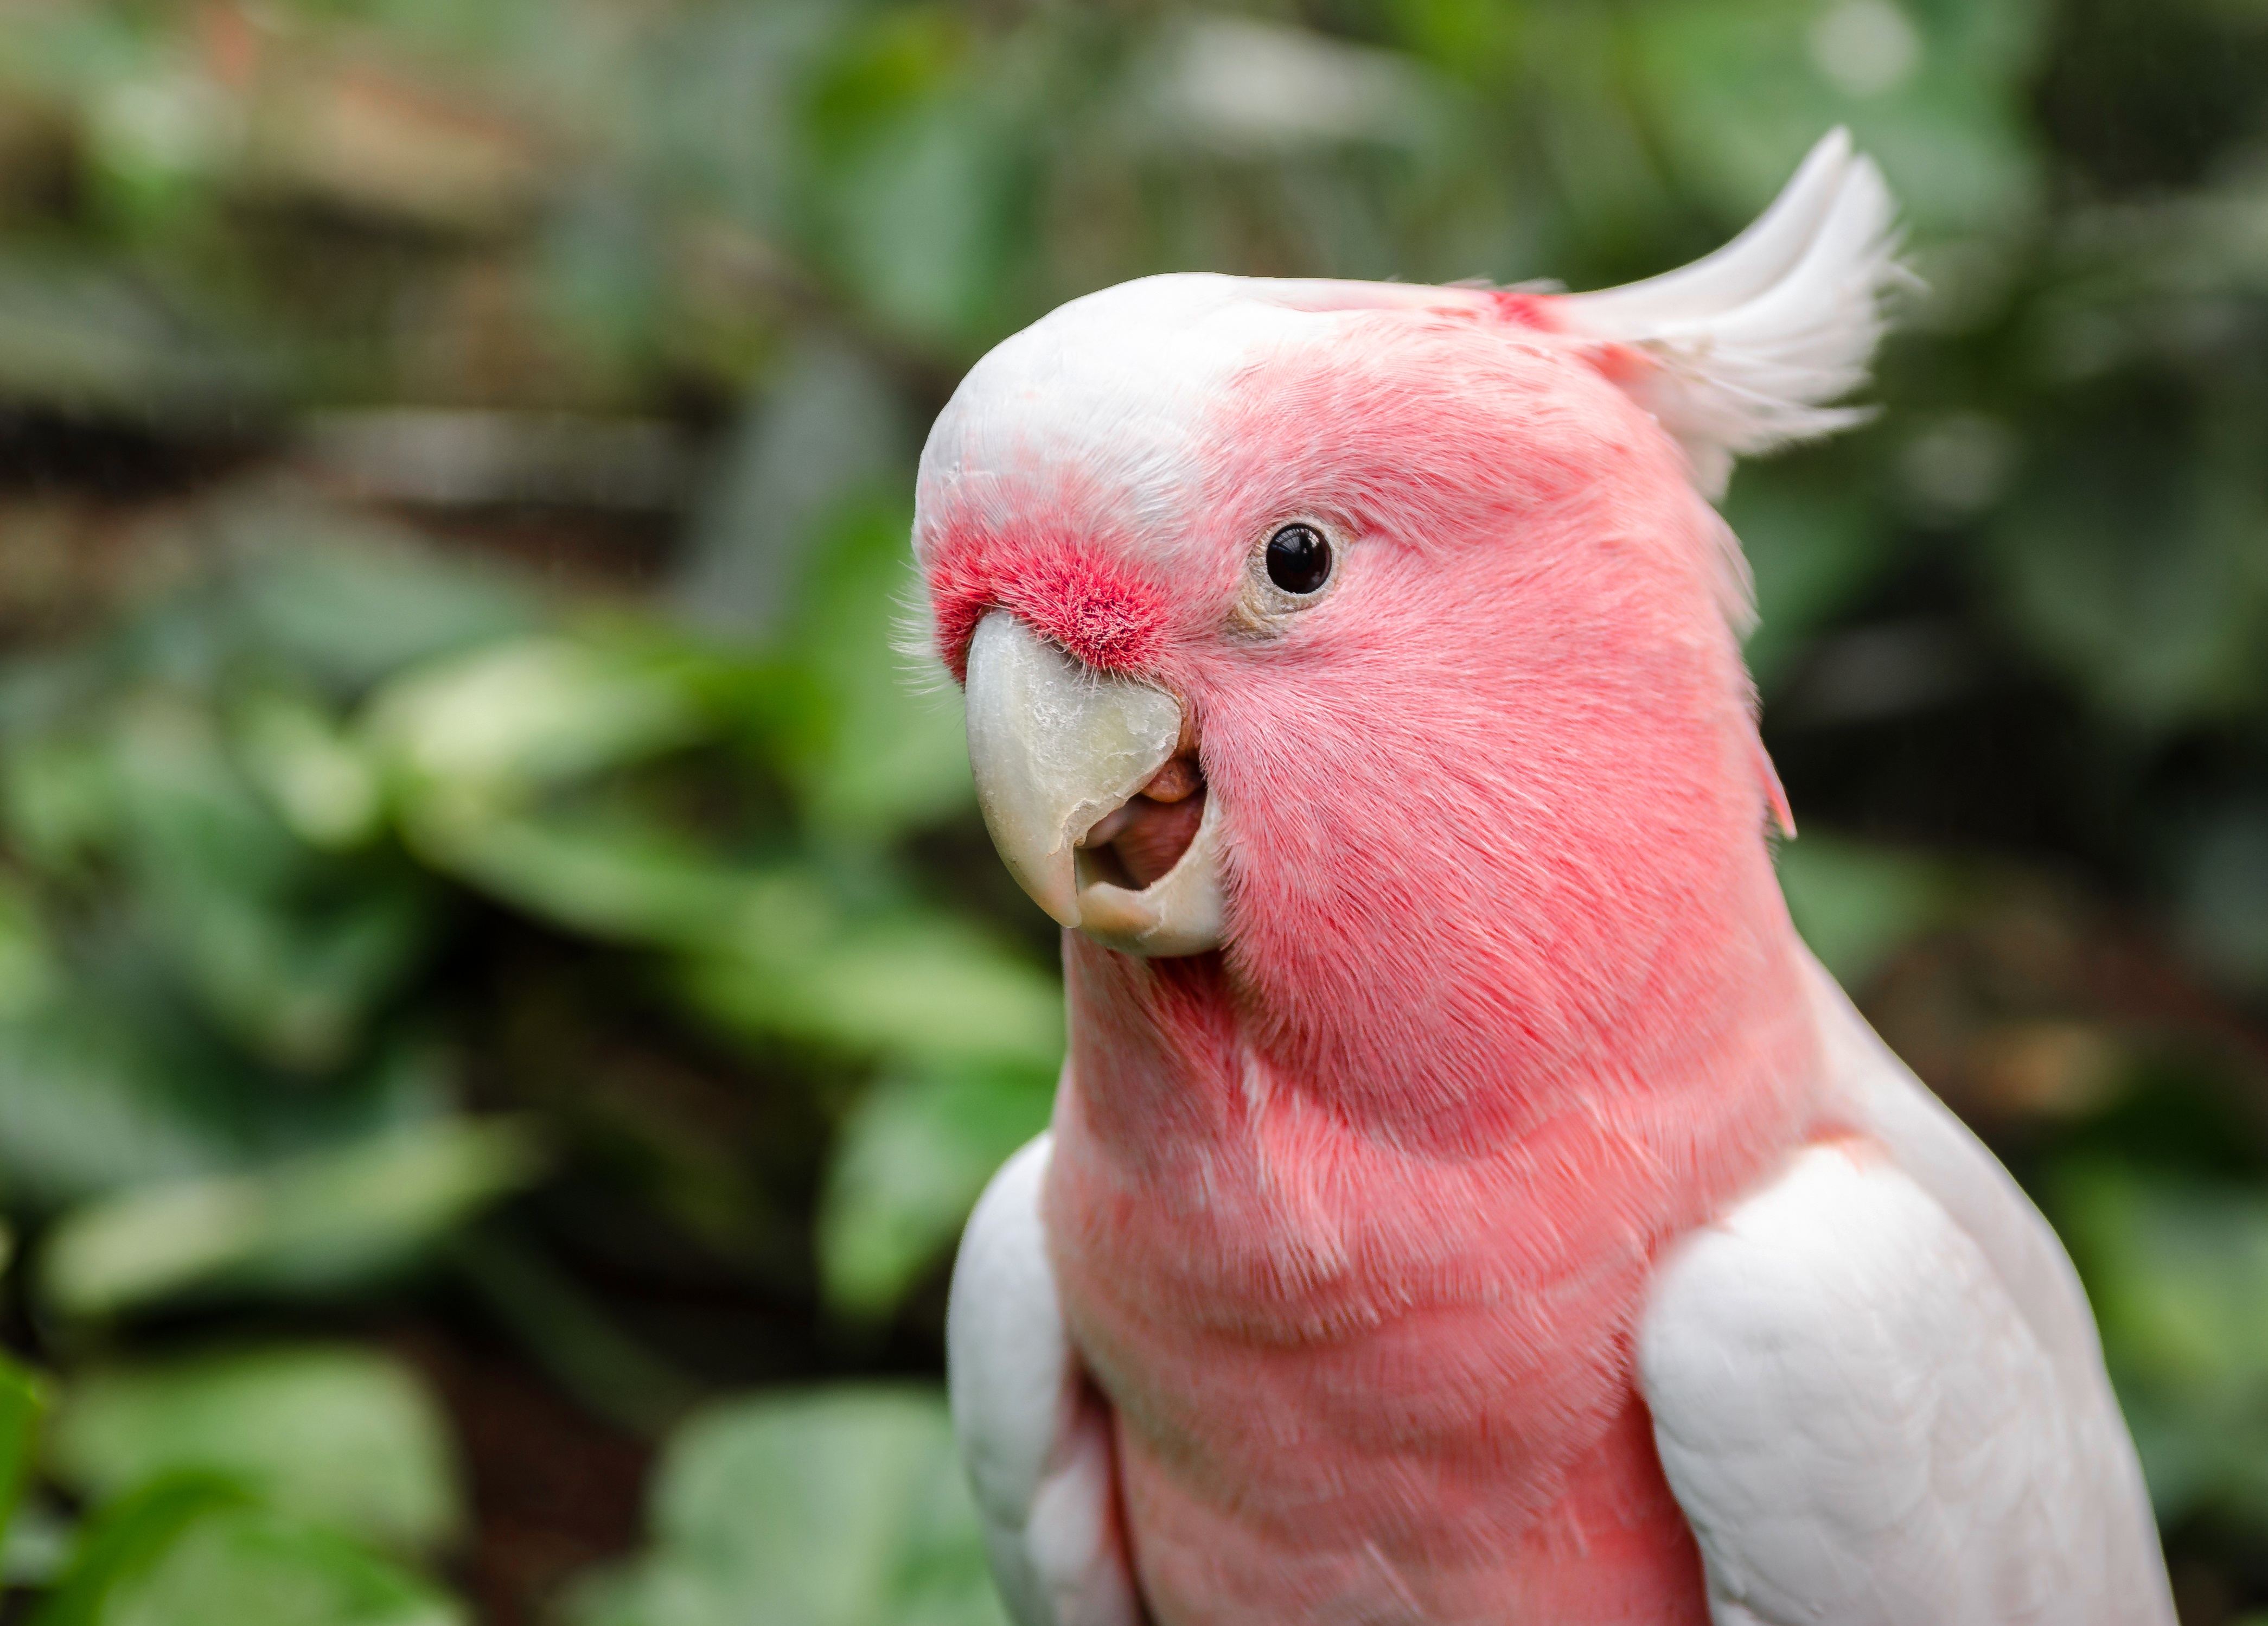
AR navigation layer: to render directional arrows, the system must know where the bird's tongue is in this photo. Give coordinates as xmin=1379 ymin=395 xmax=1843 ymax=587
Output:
xmin=1081 ymin=756 xmax=1204 ymax=891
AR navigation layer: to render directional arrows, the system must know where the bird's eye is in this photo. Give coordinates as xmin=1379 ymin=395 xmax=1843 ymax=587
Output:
xmin=1264 ymin=524 xmax=1333 ymax=595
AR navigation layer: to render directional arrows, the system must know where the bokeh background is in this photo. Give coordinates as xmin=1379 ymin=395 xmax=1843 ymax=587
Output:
xmin=0 ymin=0 xmax=2264 ymax=1622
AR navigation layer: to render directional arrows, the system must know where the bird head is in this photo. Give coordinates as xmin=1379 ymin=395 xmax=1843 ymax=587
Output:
xmin=915 ymin=131 xmax=1901 ymax=1101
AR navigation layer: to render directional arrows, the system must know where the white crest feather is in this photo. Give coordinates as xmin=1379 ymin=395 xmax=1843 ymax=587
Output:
xmin=1557 ymin=129 xmax=1907 ymax=498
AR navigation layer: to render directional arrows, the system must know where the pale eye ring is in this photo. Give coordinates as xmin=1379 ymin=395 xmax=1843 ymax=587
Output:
xmin=1264 ymin=524 xmax=1333 ymax=595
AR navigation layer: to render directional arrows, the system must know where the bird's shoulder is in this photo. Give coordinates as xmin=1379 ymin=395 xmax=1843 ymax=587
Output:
xmin=1639 ymin=1137 xmax=2080 ymax=1623
xmin=949 ymin=1133 xmax=1072 ymax=1531
xmin=947 ymin=1131 xmax=1143 ymax=1626
xmin=1633 ymin=958 xmax=2174 ymax=1626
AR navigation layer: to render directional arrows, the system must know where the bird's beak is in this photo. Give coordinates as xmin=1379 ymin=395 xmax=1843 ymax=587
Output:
xmin=962 ymin=611 xmax=1223 ymax=957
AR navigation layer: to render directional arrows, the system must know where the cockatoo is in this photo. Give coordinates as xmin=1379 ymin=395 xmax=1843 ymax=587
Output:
xmin=921 ymin=131 xmax=2176 ymax=1625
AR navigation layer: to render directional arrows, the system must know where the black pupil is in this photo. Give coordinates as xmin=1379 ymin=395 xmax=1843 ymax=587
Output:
xmin=1265 ymin=524 xmax=1332 ymax=594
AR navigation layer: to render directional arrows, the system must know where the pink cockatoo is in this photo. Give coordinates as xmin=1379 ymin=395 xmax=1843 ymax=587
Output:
xmin=920 ymin=131 xmax=2176 ymax=1626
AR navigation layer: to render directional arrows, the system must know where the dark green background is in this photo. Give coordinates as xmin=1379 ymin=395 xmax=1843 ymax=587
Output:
xmin=0 ymin=2 xmax=2265 ymax=1621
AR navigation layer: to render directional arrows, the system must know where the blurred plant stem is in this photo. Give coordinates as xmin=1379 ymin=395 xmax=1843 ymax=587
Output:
xmin=447 ymin=1230 xmax=703 ymax=1442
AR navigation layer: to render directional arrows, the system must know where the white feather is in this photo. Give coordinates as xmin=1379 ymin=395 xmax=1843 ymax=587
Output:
xmin=1558 ymin=129 xmax=1908 ymax=496
xmin=946 ymin=1132 xmax=1143 ymax=1626
xmin=1638 ymin=957 xmax=2176 ymax=1626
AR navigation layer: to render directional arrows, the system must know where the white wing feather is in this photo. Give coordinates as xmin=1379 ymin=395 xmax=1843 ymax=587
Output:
xmin=1558 ymin=128 xmax=1907 ymax=496
xmin=1639 ymin=957 xmax=2175 ymax=1626
xmin=946 ymin=1132 xmax=1142 ymax=1626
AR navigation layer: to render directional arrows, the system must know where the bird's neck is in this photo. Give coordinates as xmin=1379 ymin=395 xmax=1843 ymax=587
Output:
xmin=1043 ymin=826 xmax=1823 ymax=1612
xmin=1063 ymin=824 xmax=1824 ymax=1180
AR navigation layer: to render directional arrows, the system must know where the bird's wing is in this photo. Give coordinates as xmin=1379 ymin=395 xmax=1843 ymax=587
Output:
xmin=947 ymin=1132 xmax=1143 ymax=1626
xmin=1637 ymin=964 xmax=2175 ymax=1626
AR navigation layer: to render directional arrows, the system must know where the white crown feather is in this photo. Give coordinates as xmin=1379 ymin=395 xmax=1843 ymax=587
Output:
xmin=1555 ymin=128 xmax=1909 ymax=498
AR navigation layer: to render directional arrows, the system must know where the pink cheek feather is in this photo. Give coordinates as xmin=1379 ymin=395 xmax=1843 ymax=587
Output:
xmin=1210 ymin=537 xmax=1760 ymax=1101
xmin=1168 ymin=327 xmax=1791 ymax=1127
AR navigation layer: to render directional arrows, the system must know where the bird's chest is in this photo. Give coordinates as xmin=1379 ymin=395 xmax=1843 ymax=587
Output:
xmin=1043 ymin=1067 xmax=1710 ymax=1624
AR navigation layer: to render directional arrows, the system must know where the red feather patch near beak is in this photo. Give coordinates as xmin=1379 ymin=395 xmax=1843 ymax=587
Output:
xmin=929 ymin=535 xmax=1172 ymax=681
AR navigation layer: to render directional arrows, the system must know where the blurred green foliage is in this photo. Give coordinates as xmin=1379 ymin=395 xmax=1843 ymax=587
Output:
xmin=50 ymin=1346 xmax=462 ymax=1553
xmin=0 ymin=0 xmax=2263 ymax=1621
xmin=570 ymin=1389 xmax=1002 ymax=1626
xmin=32 ymin=1471 xmax=460 ymax=1626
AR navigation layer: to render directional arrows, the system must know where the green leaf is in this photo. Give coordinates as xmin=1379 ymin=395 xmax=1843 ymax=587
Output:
xmin=818 ymin=1061 xmax=1054 ymax=1319
xmin=7 ymin=1499 xmax=78 ymax=1589
xmin=685 ymin=906 xmax=1063 ymax=1070
xmin=1724 ymin=458 xmax=1899 ymax=691
xmin=1628 ymin=0 xmax=2047 ymax=240
xmin=0 ymin=871 xmax=60 ymax=1020
xmin=41 ymin=1118 xmax=546 ymax=1317
xmin=782 ymin=499 xmax=973 ymax=846
xmin=408 ymin=806 xmax=742 ymax=949
xmin=568 ymin=1387 xmax=1004 ymax=1626
xmin=30 ymin=1473 xmax=257 ymax=1626
xmin=49 ymin=1346 xmax=462 ymax=1555
xmin=448 ymin=1233 xmax=705 ymax=1439
xmin=0 ymin=1351 xmax=53 ymax=1555
xmin=826 ymin=93 xmax=1025 ymax=349
xmin=1985 ymin=424 xmax=2268 ymax=732
xmin=2052 ymin=1161 xmax=2268 ymax=1526
xmin=671 ymin=337 xmax=910 ymax=642
xmin=221 ymin=499 xmax=541 ymax=695
xmin=371 ymin=637 xmax=705 ymax=816
xmin=150 ymin=877 xmax=437 ymax=1076
xmin=0 ymin=732 xmax=118 ymax=879
xmin=0 ymin=253 xmax=255 ymax=419
xmin=2176 ymin=804 xmax=2268 ymax=994
xmin=101 ymin=1509 xmax=461 ymax=1626
xmin=34 ymin=1481 xmax=462 ymax=1626
xmin=234 ymin=694 xmax=385 ymax=852
xmin=91 ymin=695 xmax=434 ymax=1070
xmin=1775 ymin=833 xmax=1958 ymax=988
xmin=0 ymin=1005 xmax=241 ymax=1208
xmin=107 ymin=696 xmax=300 ymax=902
